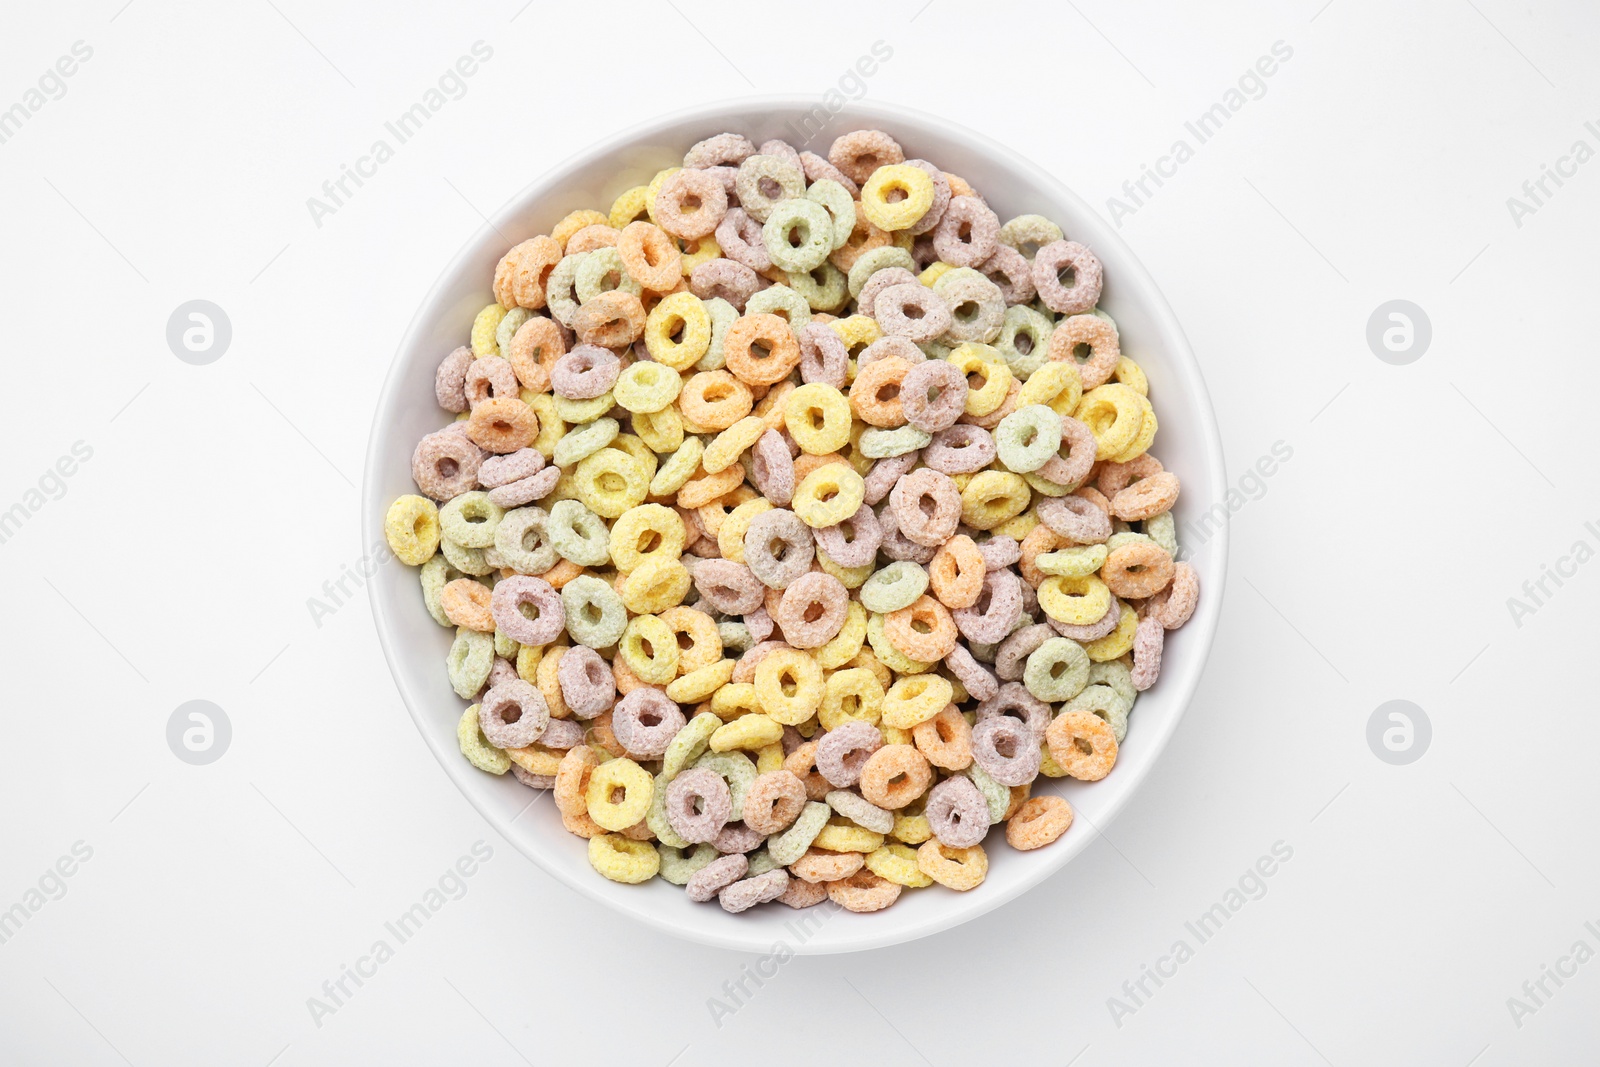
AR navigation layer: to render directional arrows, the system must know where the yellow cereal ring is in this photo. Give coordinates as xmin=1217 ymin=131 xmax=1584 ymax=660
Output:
xmin=1111 ymin=403 xmax=1158 ymax=463
xmin=710 ymin=713 xmax=784 ymax=753
xmin=1039 ymin=575 xmax=1114 ymax=627
xmin=711 ymin=682 xmax=764 ymax=722
xmin=661 ymin=711 xmax=721 ymax=780
xmin=470 ymin=304 xmax=508 ymax=357
xmin=644 ymin=291 xmax=712 ymax=370
xmin=891 ymin=806 xmax=933 ymax=845
xmin=1113 ymin=356 xmax=1148 ymax=395
xmin=619 ymin=614 xmax=679 ymax=684
xmin=385 ymin=495 xmax=439 ymax=566
xmin=813 ymin=601 xmax=867 ymax=669
xmin=865 ymin=613 xmax=937 ymax=675
xmin=819 ymin=665 xmax=884 ymax=729
xmin=717 ymin=498 xmax=774 ymax=563
xmin=993 ymin=510 xmax=1038 ymax=541
xmin=660 ymin=606 xmax=722 ymax=672
xmin=881 ymin=675 xmax=954 ymax=730
xmin=552 ymin=208 xmax=608 ymax=250
xmin=457 ymin=705 xmax=509 ymax=774
xmin=554 ymin=392 xmax=614 ymax=426
xmin=703 ymin=415 xmax=766 ymax=473
xmin=633 ymin=405 xmax=686 ymax=454
xmin=947 ymin=343 xmax=1013 ymax=416
xmin=754 ymin=647 xmax=825 ymax=725
xmin=505 ymin=743 xmax=562 ymax=777
xmin=649 ymin=437 xmax=703 ymax=496
xmin=1038 ymin=743 xmax=1070 ymax=778
xmin=514 ymin=642 xmax=543 ymax=684
xmin=828 ymin=314 xmax=882 ymax=357
xmin=522 ymin=392 xmax=565 ymax=458
xmin=785 ymin=383 xmax=854 ymax=455
xmin=613 ymin=360 xmax=684 ymax=414
xmin=865 ymin=843 xmax=934 ymax=887
xmin=573 ymin=448 xmax=649 ymax=518
xmin=1085 ymin=603 xmax=1139 ymax=661
xmin=916 ymin=840 xmax=988 ymax=891
xmin=668 ymin=658 xmax=736 ymax=703
xmin=814 ymin=817 xmax=885 ymax=854
xmin=678 ymin=233 xmax=723 ymax=273
xmin=817 ymin=552 xmax=875 ymax=590
xmin=792 ymin=462 xmax=866 ymax=528
xmin=755 ymin=742 xmax=785 ymax=774
xmin=588 ymin=833 xmax=660 ymax=883
xmin=1075 ymin=384 xmax=1148 ymax=460
xmin=959 ymin=470 xmax=1031 ymax=530
xmin=609 ymin=185 xmax=650 ymax=230
xmin=919 ymin=261 xmax=956 ymax=287
xmin=860 ymin=164 xmax=936 ymax=231
xmin=1018 ymin=360 xmax=1084 ymax=417
xmin=620 ymin=557 xmax=690 ymax=614
xmin=586 ymin=757 xmax=653 ymax=831
xmin=608 ymin=504 xmax=686 ymax=573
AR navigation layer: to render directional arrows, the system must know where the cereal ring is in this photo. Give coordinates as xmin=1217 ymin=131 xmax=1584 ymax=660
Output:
xmin=898 ymin=159 xmax=952 ymax=237
xmin=980 ymin=243 xmax=1037 ymax=305
xmin=1102 ymin=541 xmax=1175 ymax=600
xmin=900 ymin=360 xmax=968 ymax=435
xmin=1006 ymin=795 xmax=1073 ymax=850
xmin=857 ymin=745 xmax=933 ymax=810
xmin=719 ymin=869 xmax=789 ymax=913
xmin=1065 ymin=684 xmax=1130 ymax=743
xmin=799 ymin=149 xmax=859 ymax=194
xmin=933 ymin=195 xmax=1000 ymax=268
xmin=478 ymin=447 xmax=545 ymax=489
xmin=653 ymin=167 xmax=728 ymax=240
xmin=925 ymin=534 xmax=984 ymax=610
xmin=693 ymin=750 xmax=758 ymax=822
xmin=734 ymin=154 xmax=805 ymax=223
xmin=859 ymin=560 xmax=929 ymax=615
xmin=570 ymin=290 xmax=647 ymax=348
xmin=861 ymin=452 xmax=919 ymax=506
xmin=585 ymin=757 xmax=653 ymax=832
xmin=859 ymin=425 xmax=931 ymax=460
xmin=492 ymin=506 xmax=560 ymax=576
xmin=995 ymin=623 xmax=1051 ymax=681
xmin=493 ymin=235 xmax=560 ymax=310
xmin=684 ymin=132 xmax=755 ymax=168
xmin=848 ymin=355 xmax=911 ymax=429
xmin=874 ymin=283 xmax=952 ymax=343
xmin=743 ymin=771 xmax=809 ymax=835
xmin=680 ymin=369 xmax=754 ymax=430
xmin=724 ymin=313 xmax=801 ymax=386
xmin=713 ymin=207 xmax=773 ymax=274
xmin=440 ymin=578 xmax=494 ymax=631
xmin=611 ymin=687 xmax=686 ymax=758
xmin=435 ymin=345 xmax=473 ymax=413
xmin=1037 ymin=494 xmax=1112 ymax=544
xmin=777 ymin=875 xmax=830 ymax=908
xmin=714 ymin=820 xmax=765 ymax=854
xmin=686 ymin=852 xmax=748 ymax=902
xmin=970 ymin=714 xmax=1041 ymax=786
xmin=385 ymin=495 xmax=440 ymax=566
xmin=860 ymin=164 xmax=936 ymax=231
xmin=549 ymin=344 xmax=620 ymax=401
xmin=561 ymin=574 xmax=628 ymax=648
xmin=846 ymin=245 xmax=917 ymax=300
xmin=825 ymin=790 xmax=895 ymax=835
xmin=773 ymin=571 xmax=849 ymax=649
xmin=953 ymin=569 xmax=1024 ymax=644
xmin=466 ymin=396 xmax=538 ymax=454
xmin=825 ymin=869 xmax=902 ymax=913
xmin=1111 ymin=472 xmax=1181 ymax=522
xmin=1048 ymin=595 xmax=1124 ymax=643
xmin=815 ymin=721 xmax=883 ymax=788
xmin=995 ymin=404 xmax=1063 ymax=474
xmin=1146 ymin=561 xmax=1199 ymax=630
xmin=762 ymin=197 xmax=834 ymax=274
xmin=792 ymin=462 xmax=866 ymax=529
xmin=827 ymin=129 xmax=905 ymax=185
xmin=478 ymin=679 xmax=549 ymax=748
xmin=923 ymin=424 xmax=996 ymax=475
xmin=915 ymin=840 xmax=988 ymax=891
xmin=883 ymin=595 xmax=958 ymax=663
xmin=587 ymin=833 xmax=660 ymax=883
xmin=888 ymin=468 xmax=962 ymax=548
xmin=658 ymin=842 xmax=719 ymax=885
xmin=689 ymin=257 xmax=760 ymax=310
xmin=1033 ymin=241 xmax=1103 ymax=316
xmin=945 ymin=643 xmax=999 ymax=702
xmin=1130 ymin=613 xmax=1165 ymax=692
xmin=814 ymin=504 xmax=880 ymax=569
xmin=689 ymin=558 xmax=765 ymax=615
xmin=753 ymin=647 xmax=824 ymax=726
xmin=615 ymin=221 xmax=682 ymax=292
xmin=1044 ymin=708 xmax=1118 ymax=781
xmin=1047 ymin=313 xmax=1120 ymax=390
xmin=924 ymin=775 xmax=989 ymax=848
xmin=1023 ymin=637 xmax=1091 ymax=702
xmin=791 ymin=848 xmax=865 ymax=884
xmin=412 ymin=429 xmax=484 ymax=501
xmin=438 ymin=492 xmax=504 ymax=550
xmin=933 ymin=269 xmax=1006 ymax=346
xmin=998 ymin=214 xmax=1064 ymax=257
xmin=665 ymin=766 xmax=734 ymax=844
xmin=574 ymin=247 xmax=643 ymax=305
xmin=911 ymin=704 xmax=973 ymax=771
xmin=557 ymin=645 xmax=617 ymax=717
xmin=749 ymin=429 xmax=796 ymax=507
xmin=796 ymin=322 xmax=849 ymax=389
xmin=856 ymin=268 xmax=921 ymax=322
xmin=742 ymin=509 xmax=814 ymax=589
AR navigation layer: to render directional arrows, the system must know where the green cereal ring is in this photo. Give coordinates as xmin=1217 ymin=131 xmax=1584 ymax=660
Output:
xmin=1066 ymin=683 xmax=1130 ymax=743
xmin=919 ymin=340 xmax=953 ymax=361
xmin=662 ymin=711 xmax=721 ymax=781
xmin=847 ymin=246 xmax=916 ymax=299
xmin=787 ymin=260 xmax=848 ymax=312
xmin=575 ymin=246 xmax=643 ymax=304
xmin=767 ymin=801 xmax=831 ymax=866
xmin=963 ymin=763 xmax=1009 ymax=824
xmin=457 ymin=705 xmax=510 ymax=774
xmin=438 ymin=491 xmax=504 ymax=549
xmin=1023 ymin=470 xmax=1077 ymax=498
xmin=440 ymin=534 xmax=494 ymax=576
xmin=806 ymin=178 xmax=857 ymax=250
xmin=613 ymin=360 xmax=682 ymax=414
xmin=860 ymin=560 xmax=930 ymax=614
xmin=718 ymin=621 xmax=754 ymax=654
xmin=420 ymin=555 xmax=463 ymax=626
xmin=860 ymin=425 xmax=932 ymax=459
xmin=649 ymin=438 xmax=704 ymax=497
xmin=998 ymin=214 xmax=1064 ymax=257
xmin=1023 ymin=637 xmax=1090 ymax=702
xmin=548 ymin=499 xmax=611 ymax=567
xmin=494 ymin=627 xmax=519 ymax=659
xmin=561 ymin=575 xmax=627 ymax=649
xmin=693 ymin=751 xmax=757 ymax=822
xmin=495 ymin=307 xmax=531 ymax=360
xmin=544 ymin=252 xmax=587 ymax=327
xmin=745 ymin=283 xmax=812 ymax=337
xmin=745 ymin=847 xmax=779 ymax=876
xmin=648 ymin=773 xmax=693 ymax=849
xmin=1106 ymin=531 xmax=1155 ymax=553
xmin=762 ymin=198 xmax=835 ymax=274
xmin=657 ymin=842 xmax=718 ymax=884
xmin=448 ymin=627 xmax=495 ymax=698
xmin=494 ymin=507 xmax=559 ymax=575
xmin=696 ymin=296 xmax=739 ymax=371
xmin=1088 ymin=660 xmax=1137 ymax=712
xmin=865 ymin=612 xmax=937 ymax=675
xmin=552 ymin=416 xmax=619 ymax=467
xmin=1036 ymin=543 xmax=1108 ymax=578
xmin=1145 ymin=511 xmax=1178 ymax=558
xmin=734 ymin=154 xmax=805 ymax=222
xmin=995 ymin=304 xmax=1054 ymax=379
xmin=995 ymin=405 xmax=1063 ymax=474
xmin=554 ymin=392 xmax=614 ymax=425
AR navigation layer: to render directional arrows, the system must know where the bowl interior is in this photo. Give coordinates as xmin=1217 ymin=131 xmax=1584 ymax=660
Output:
xmin=364 ymin=98 xmax=1227 ymax=954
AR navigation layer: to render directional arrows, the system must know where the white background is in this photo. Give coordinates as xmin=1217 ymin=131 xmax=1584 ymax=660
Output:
xmin=2 ymin=1 xmax=1597 ymax=1064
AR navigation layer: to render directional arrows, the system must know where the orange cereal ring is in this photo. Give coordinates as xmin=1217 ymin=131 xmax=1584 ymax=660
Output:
xmin=679 ymin=370 xmax=755 ymax=431
xmin=440 ymin=578 xmax=494 ymax=631
xmin=791 ymin=847 xmax=865 ymax=884
xmin=676 ymin=464 xmax=747 ymax=510
xmin=829 ymin=200 xmax=895 ymax=272
xmin=883 ymin=595 xmax=958 ymax=662
xmin=826 ymin=868 xmax=902 ymax=913
xmin=571 ymin=290 xmax=646 ymax=349
xmin=1111 ymin=472 xmax=1181 ymax=522
xmin=1102 ymin=541 xmax=1175 ymax=600
xmin=911 ymin=704 xmax=973 ymax=770
xmin=617 ymin=221 xmax=682 ymax=291
xmin=928 ymin=534 xmax=985 ymax=609
xmin=506 ymin=315 xmax=566 ymax=392
xmin=724 ymin=313 xmax=801 ymax=386
xmin=552 ymin=208 xmax=608 ymax=249
xmin=783 ymin=740 xmax=832 ymax=801
xmin=466 ymin=397 xmax=537 ymax=453
xmin=554 ymin=745 xmax=600 ymax=819
xmin=538 ymin=558 xmax=584 ymax=590
xmin=915 ymin=839 xmax=988 ymax=891
xmin=1006 ymin=795 xmax=1073 ymax=850
xmin=858 ymin=745 xmax=933 ymax=809
xmin=1096 ymin=453 xmax=1162 ymax=498
xmin=1044 ymin=709 xmax=1118 ymax=781
xmin=1018 ymin=523 xmax=1071 ymax=587
xmin=493 ymin=235 xmax=560 ymax=310
xmin=565 ymin=223 xmax=621 ymax=255
xmin=1047 ymin=313 xmax=1121 ymax=390
xmin=849 ymin=355 xmax=912 ymax=428
xmin=792 ymin=451 xmax=847 ymax=485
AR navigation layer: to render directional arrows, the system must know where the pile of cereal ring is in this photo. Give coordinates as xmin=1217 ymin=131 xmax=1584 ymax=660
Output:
xmin=384 ymin=128 xmax=1198 ymax=915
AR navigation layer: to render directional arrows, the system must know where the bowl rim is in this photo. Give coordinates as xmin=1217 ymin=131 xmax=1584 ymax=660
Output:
xmin=363 ymin=94 xmax=1229 ymax=954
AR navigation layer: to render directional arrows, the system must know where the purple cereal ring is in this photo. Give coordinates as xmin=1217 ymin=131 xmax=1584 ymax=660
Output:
xmin=692 ymin=559 xmax=767 ymax=615
xmin=925 ymin=775 xmax=990 ymax=848
xmin=654 ymin=167 xmax=729 ymax=240
xmin=464 ymin=355 xmax=519 ymax=409
xmin=759 ymin=138 xmax=802 ymax=172
xmin=827 ymin=129 xmax=905 ymax=185
xmin=856 ymin=334 xmax=924 ymax=368
xmin=977 ymin=682 xmax=1052 ymax=744
xmin=814 ymin=721 xmax=883 ymax=788
xmin=714 ymin=208 xmax=772 ymax=273
xmin=856 ymin=268 xmax=920 ymax=322
xmin=902 ymin=159 xmax=952 ymax=236
xmin=684 ymin=132 xmax=755 ymax=169
xmin=557 ymin=645 xmax=616 ymax=718
xmin=798 ymin=322 xmax=849 ymax=387
xmin=1050 ymin=596 xmax=1126 ymax=642
xmin=686 ymin=852 xmax=747 ymax=902
xmin=954 ymin=570 xmax=1024 ymax=644
xmin=742 ymin=509 xmax=814 ymax=590
xmin=713 ymin=820 xmax=765 ymax=854
xmin=862 ymin=452 xmax=920 ymax=506
xmin=773 ymin=571 xmax=849 ymax=649
xmin=719 ymin=869 xmax=790 ymax=913
xmin=889 ymin=468 xmax=962 ymax=548
xmin=487 ymin=466 xmax=560 ymax=509
xmin=750 ymin=429 xmax=796 ymax=506
xmin=1131 ymin=614 xmax=1165 ymax=692
xmin=411 ymin=429 xmax=484 ymax=501
xmin=799 ymin=151 xmax=858 ymax=196
xmin=1032 ymin=240 xmax=1104 ymax=315
xmin=478 ymin=680 xmax=549 ymax=749
xmin=979 ymin=243 xmax=1037 ymax=306
xmin=971 ymin=714 xmax=1041 ymax=786
xmin=874 ymin=283 xmax=952 ymax=344
xmin=733 ymin=640 xmax=786 ymax=684
xmin=977 ymin=535 xmax=1021 ymax=571
xmin=488 ymin=656 xmax=519 ymax=690
xmin=1037 ymin=494 xmax=1112 ymax=544
xmin=1049 ymin=314 xmax=1121 ymax=391
xmin=1033 ymin=416 xmax=1098 ymax=489
xmin=479 ymin=447 xmax=545 ymax=489
xmin=435 ymin=345 xmax=473 ymax=413
xmin=668 ymin=768 xmax=734 ymax=846
xmin=901 ymin=360 xmax=969 ymax=433
xmin=875 ymin=501 xmax=937 ymax=564
xmin=539 ymin=718 xmax=585 ymax=750
xmin=924 ymin=424 xmax=995 ymax=475
xmin=911 ymin=233 xmax=940 ymax=271
xmin=945 ymin=643 xmax=999 ymax=702
xmin=743 ymin=610 xmax=775 ymax=646
xmin=611 ymin=687 xmax=685 ymax=758
xmin=690 ymin=257 xmax=760 ymax=310
xmin=933 ymin=195 xmax=1000 ymax=268
xmin=550 ymin=344 xmax=620 ymax=400
xmin=490 ymin=575 xmax=564 ymax=646
xmin=815 ymin=503 xmax=881 ymax=569
xmin=510 ymin=764 xmax=555 ymax=790
xmin=995 ymin=623 xmax=1053 ymax=681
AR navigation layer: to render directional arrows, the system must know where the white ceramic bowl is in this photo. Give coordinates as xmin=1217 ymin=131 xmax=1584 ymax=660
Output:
xmin=364 ymin=97 xmax=1227 ymax=954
